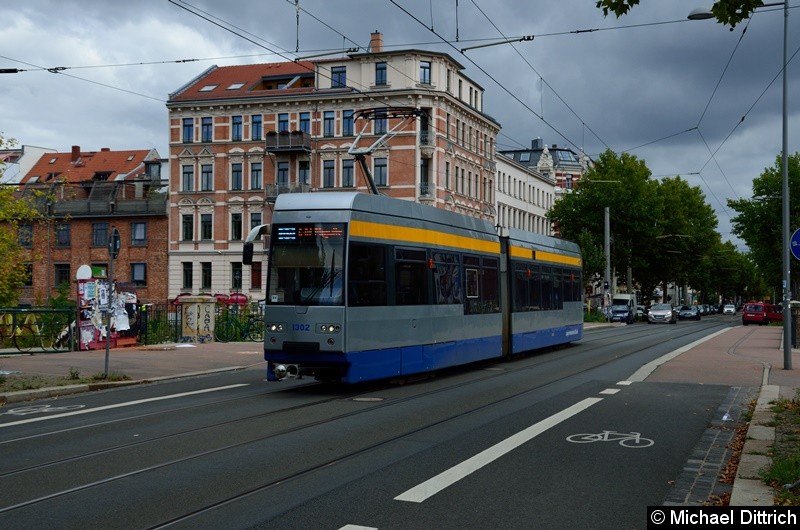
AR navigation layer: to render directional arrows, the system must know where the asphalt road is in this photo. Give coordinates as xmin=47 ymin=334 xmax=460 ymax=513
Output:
xmin=0 ymin=316 xmax=765 ymax=528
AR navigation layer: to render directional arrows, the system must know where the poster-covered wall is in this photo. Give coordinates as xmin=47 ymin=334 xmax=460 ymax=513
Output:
xmin=77 ymin=277 xmax=137 ymax=350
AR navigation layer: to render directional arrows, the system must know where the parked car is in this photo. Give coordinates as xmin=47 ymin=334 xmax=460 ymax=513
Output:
xmin=742 ymin=302 xmax=782 ymax=325
xmin=678 ymin=305 xmax=701 ymax=320
xmin=722 ymin=304 xmax=736 ymax=315
xmin=647 ymin=303 xmax=677 ymax=324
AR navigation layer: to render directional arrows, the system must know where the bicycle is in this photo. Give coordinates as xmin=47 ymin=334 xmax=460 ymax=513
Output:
xmin=566 ymin=430 xmax=654 ymax=448
xmin=0 ymin=311 xmax=43 ymax=352
xmin=214 ymin=311 xmax=264 ymax=343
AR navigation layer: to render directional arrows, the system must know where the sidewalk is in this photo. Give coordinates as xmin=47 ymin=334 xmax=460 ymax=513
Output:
xmin=1 ymin=324 xmax=798 ymax=505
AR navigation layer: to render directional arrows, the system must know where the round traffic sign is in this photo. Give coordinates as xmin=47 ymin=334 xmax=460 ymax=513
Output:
xmin=791 ymin=228 xmax=800 ymax=261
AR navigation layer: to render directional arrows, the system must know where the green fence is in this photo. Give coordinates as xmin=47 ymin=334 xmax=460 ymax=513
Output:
xmin=0 ymin=307 xmax=75 ymax=353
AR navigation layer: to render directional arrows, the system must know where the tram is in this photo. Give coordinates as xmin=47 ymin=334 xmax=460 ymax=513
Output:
xmin=243 ymin=191 xmax=583 ymax=383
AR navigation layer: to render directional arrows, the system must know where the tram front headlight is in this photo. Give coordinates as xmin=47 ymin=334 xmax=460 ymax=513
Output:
xmin=318 ymin=323 xmax=341 ymax=334
xmin=266 ymin=323 xmax=284 ymax=333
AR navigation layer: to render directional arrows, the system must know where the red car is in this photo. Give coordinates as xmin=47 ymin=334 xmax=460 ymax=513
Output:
xmin=742 ymin=302 xmax=782 ymax=325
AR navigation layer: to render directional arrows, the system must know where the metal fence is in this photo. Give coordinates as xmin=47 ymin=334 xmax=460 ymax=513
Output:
xmin=0 ymin=307 xmax=75 ymax=354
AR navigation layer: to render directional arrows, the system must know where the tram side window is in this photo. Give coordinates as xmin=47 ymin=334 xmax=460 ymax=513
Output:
xmin=395 ymin=248 xmax=428 ymax=305
xmin=513 ymin=263 xmax=531 ymax=312
xmin=540 ymin=267 xmax=553 ymax=310
xmin=348 ymin=243 xmax=387 ymax=306
xmin=465 ymin=255 xmax=499 ymax=314
xmin=552 ymin=268 xmax=563 ymax=310
xmin=432 ymin=251 xmax=462 ymax=304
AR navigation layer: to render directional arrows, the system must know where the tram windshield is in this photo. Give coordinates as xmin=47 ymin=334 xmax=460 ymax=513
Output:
xmin=267 ymin=223 xmax=346 ymax=306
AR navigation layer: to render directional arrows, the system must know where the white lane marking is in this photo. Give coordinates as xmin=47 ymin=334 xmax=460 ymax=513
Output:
xmin=339 ymin=526 xmax=377 ymax=530
xmin=600 ymin=388 xmax=620 ymax=395
xmin=0 ymin=384 xmax=249 ymax=428
xmin=623 ymin=328 xmax=730 ymax=383
xmin=394 ymin=397 xmax=603 ymax=503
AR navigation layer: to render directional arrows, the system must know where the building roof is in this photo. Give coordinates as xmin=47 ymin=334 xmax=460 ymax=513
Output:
xmin=501 ymin=138 xmax=589 ymax=169
xmin=168 ymin=60 xmax=320 ymax=103
xmin=22 ymin=146 xmax=159 ymax=184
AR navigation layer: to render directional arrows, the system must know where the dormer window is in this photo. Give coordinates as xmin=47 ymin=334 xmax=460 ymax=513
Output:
xmin=93 ymin=171 xmax=112 ymax=181
xmin=227 ymin=82 xmax=245 ymax=90
xmin=199 ymin=84 xmax=218 ymax=92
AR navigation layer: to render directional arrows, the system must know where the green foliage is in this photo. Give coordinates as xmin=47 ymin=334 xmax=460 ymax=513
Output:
xmin=0 ymin=132 xmax=44 ymax=306
xmin=728 ymin=153 xmax=800 ymax=299
xmin=596 ymin=0 xmax=767 ymax=28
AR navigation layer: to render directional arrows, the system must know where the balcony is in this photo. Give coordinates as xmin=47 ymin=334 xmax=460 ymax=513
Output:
xmin=265 ymin=130 xmax=312 ymax=153
xmin=265 ymin=183 xmax=312 ymax=201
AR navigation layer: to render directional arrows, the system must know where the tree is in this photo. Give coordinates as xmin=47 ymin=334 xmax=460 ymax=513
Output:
xmin=728 ymin=152 xmax=800 ymax=298
xmin=0 ymin=133 xmax=43 ymax=306
xmin=596 ymin=0 xmax=768 ymax=28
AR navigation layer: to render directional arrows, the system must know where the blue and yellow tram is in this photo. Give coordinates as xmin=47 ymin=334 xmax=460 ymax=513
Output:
xmin=245 ymin=192 xmax=582 ymax=383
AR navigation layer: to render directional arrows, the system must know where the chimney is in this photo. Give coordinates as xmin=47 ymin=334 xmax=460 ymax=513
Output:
xmin=369 ymin=31 xmax=383 ymax=53
xmin=531 ymin=138 xmax=543 ymax=150
xmin=71 ymin=145 xmax=81 ymax=162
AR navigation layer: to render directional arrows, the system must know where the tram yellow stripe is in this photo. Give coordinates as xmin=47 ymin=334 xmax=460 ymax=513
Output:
xmin=510 ymin=245 xmax=582 ymax=267
xmin=350 ymin=220 xmax=500 ymax=254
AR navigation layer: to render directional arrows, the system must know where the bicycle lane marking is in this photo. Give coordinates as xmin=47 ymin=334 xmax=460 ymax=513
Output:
xmin=0 ymin=384 xmax=249 ymax=428
xmin=394 ymin=396 xmax=603 ymax=503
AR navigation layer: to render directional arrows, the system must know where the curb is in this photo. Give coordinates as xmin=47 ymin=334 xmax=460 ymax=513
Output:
xmin=0 ymin=365 xmax=249 ymax=405
xmin=730 ymin=384 xmax=779 ymax=506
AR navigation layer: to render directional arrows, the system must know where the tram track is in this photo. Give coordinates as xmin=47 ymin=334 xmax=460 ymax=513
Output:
xmin=0 ymin=319 xmax=734 ymax=527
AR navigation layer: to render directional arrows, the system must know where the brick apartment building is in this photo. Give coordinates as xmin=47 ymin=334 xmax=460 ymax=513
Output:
xmin=166 ymin=31 xmax=500 ymax=301
xmin=17 ymin=146 xmax=168 ymax=304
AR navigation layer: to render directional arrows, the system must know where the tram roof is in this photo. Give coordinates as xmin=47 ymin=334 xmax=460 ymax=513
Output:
xmin=274 ymin=191 xmax=498 ymax=236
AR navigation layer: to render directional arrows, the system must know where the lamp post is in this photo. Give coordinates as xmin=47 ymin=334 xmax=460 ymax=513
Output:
xmin=689 ymin=3 xmax=791 ymax=369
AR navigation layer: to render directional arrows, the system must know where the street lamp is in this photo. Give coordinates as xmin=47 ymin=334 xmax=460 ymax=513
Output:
xmin=689 ymin=3 xmax=791 ymax=370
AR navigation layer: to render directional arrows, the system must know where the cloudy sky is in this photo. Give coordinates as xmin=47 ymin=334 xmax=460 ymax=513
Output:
xmin=2 ymin=0 xmax=799 ymax=249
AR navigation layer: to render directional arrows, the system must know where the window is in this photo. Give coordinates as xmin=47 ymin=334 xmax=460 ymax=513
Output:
xmin=299 ymin=160 xmax=310 ymax=186
xmin=182 ymin=262 xmax=193 ymax=289
xmin=519 ymin=152 xmax=531 ymax=163
xmin=182 ymin=214 xmax=193 ymax=241
xmin=232 ymin=115 xmax=243 ymax=141
xmin=231 ymin=213 xmax=242 ymax=240
xmin=231 ymin=163 xmax=243 ymax=190
xmin=250 ymin=212 xmax=262 ymax=232
xmin=92 ymin=223 xmax=108 ymax=247
xmin=182 ymin=165 xmax=194 ymax=192
xmin=250 ymin=162 xmax=262 ymax=190
xmin=374 ymin=157 xmax=387 ymax=186
xmin=432 ymin=252 xmax=461 ymax=304
xmin=395 ymin=248 xmax=428 ymax=305
xmin=323 ymin=160 xmax=335 ymax=188
xmin=251 ymin=114 xmax=262 ymax=140
xmin=54 ymin=264 xmax=71 ymax=288
xmin=343 ymin=110 xmax=354 ymax=136
xmin=18 ymin=223 xmax=33 ymax=248
xmin=342 ymin=159 xmax=354 ymax=187
xmin=299 ymin=112 xmax=310 ymax=134
xmin=182 ymin=118 xmax=194 ymax=143
xmin=24 ymin=263 xmax=33 ymax=287
xmin=131 ymin=263 xmax=147 ymax=286
xmin=201 ymin=117 xmax=212 ymax=142
xmin=375 ymin=62 xmax=387 ymax=85
xmin=201 ymin=262 xmax=212 ymax=290
xmin=323 ymin=111 xmax=335 ymax=137
xmin=200 ymin=213 xmax=212 ymax=240
xmin=55 ymin=223 xmax=70 ymax=247
xmin=131 ymin=222 xmax=146 ymax=246
xmin=349 ymin=243 xmax=387 ymax=306
xmin=251 ymin=262 xmax=262 ymax=290
xmin=278 ymin=113 xmax=289 ymax=132
xmin=231 ymin=262 xmax=243 ymax=290
xmin=201 ymin=164 xmax=213 ymax=191
xmin=277 ymin=162 xmax=289 ymax=186
xmin=331 ymin=66 xmax=346 ymax=88
xmin=375 ymin=108 xmax=387 ymax=134
xmin=420 ymin=60 xmax=431 ymax=84
xmin=445 ymin=161 xmax=451 ymax=190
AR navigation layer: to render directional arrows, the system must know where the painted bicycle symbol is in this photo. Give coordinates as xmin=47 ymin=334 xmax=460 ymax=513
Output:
xmin=2 ymin=404 xmax=86 ymax=416
xmin=566 ymin=430 xmax=654 ymax=448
